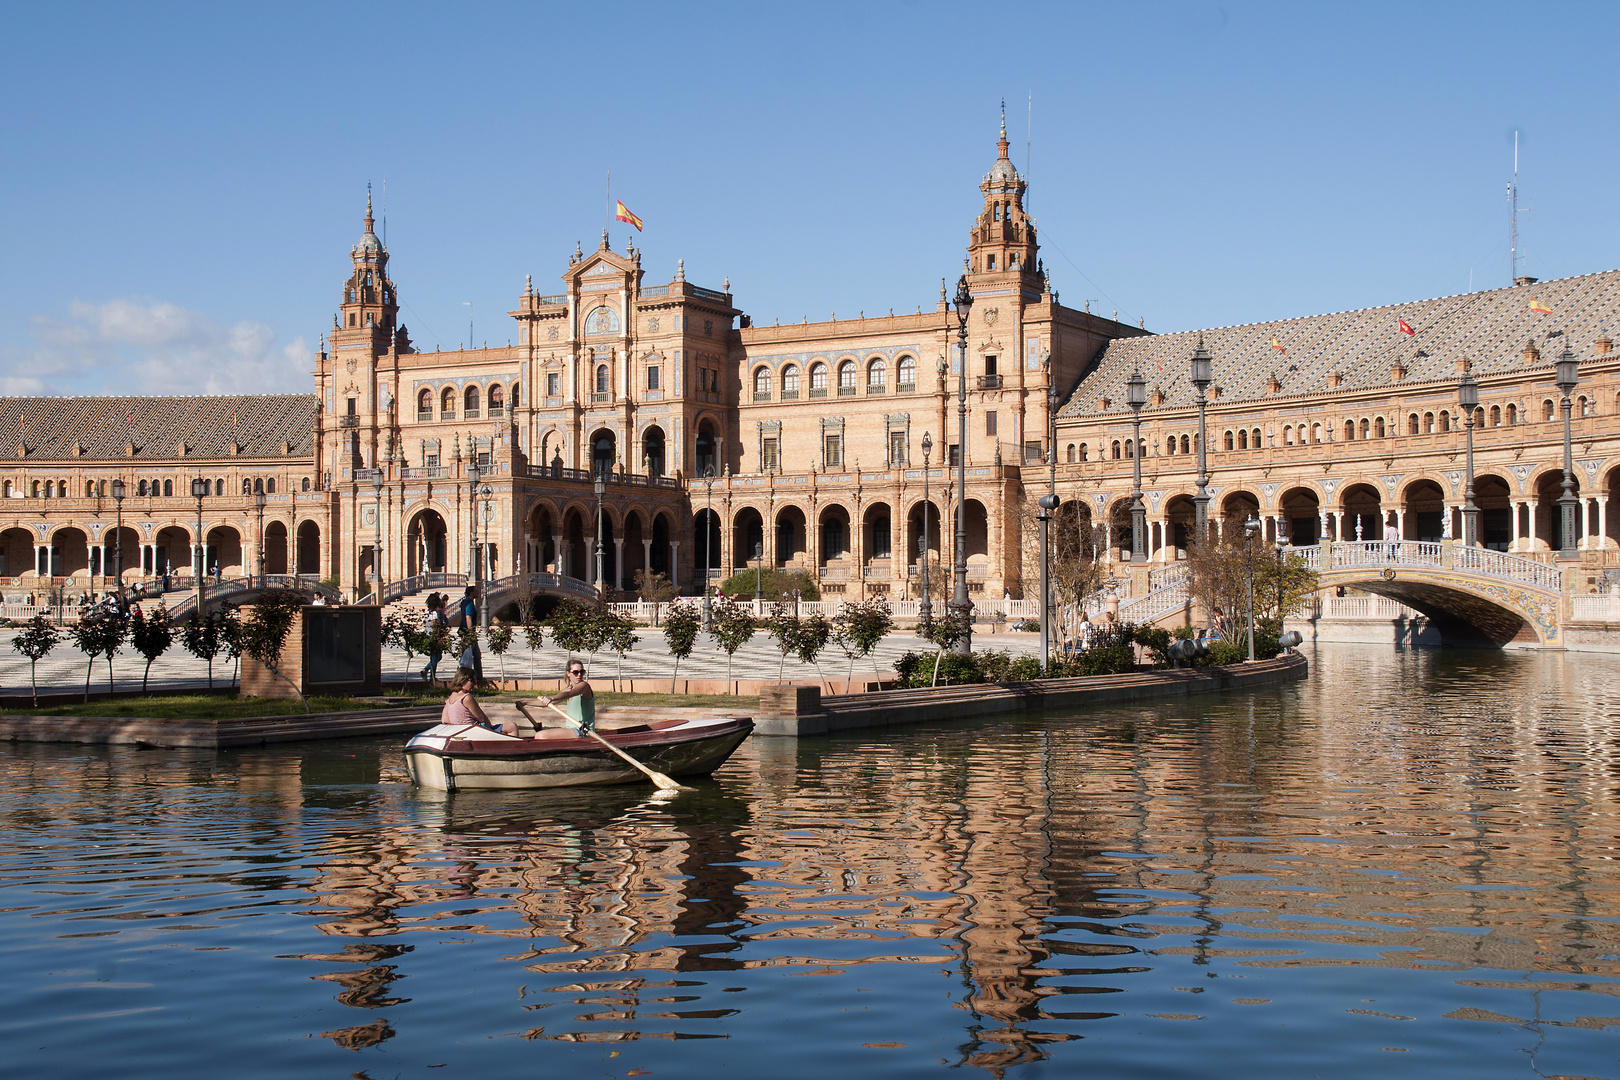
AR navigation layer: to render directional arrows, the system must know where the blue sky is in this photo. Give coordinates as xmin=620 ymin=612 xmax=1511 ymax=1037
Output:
xmin=3 ymin=1 xmax=1616 ymax=397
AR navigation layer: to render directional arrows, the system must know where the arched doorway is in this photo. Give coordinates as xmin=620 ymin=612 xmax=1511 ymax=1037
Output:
xmin=49 ymin=527 xmax=89 ymax=579
xmin=0 ymin=527 xmax=32 ymax=579
xmin=295 ymin=521 xmax=321 ymax=578
xmin=695 ymin=420 xmax=718 ymax=478
xmin=964 ymin=499 xmax=989 ymax=580
xmin=527 ymin=504 xmax=557 ymax=575
xmin=1475 ymin=474 xmax=1512 ymax=550
xmin=1162 ymin=494 xmax=1196 ymax=558
xmin=205 ymin=525 xmax=242 ymax=578
xmin=905 ymin=499 xmax=941 ymax=575
xmin=106 ymin=526 xmax=140 ymax=584
xmin=1402 ymin=479 xmax=1446 ymax=541
xmin=623 ymin=511 xmax=646 ymax=591
xmin=1533 ymin=469 xmax=1579 ymax=551
xmin=693 ymin=508 xmax=721 ymax=585
xmin=1219 ymin=490 xmax=1260 ymax=540
xmin=406 ymin=509 xmax=448 ymax=576
xmin=591 ymin=429 xmax=617 ymax=478
xmin=818 ymin=505 xmax=850 ymax=574
xmin=155 ymin=525 xmax=191 ymax=579
xmin=862 ymin=502 xmax=892 ymax=571
xmin=641 ymin=426 xmax=666 ymax=477
xmin=1279 ymin=487 xmax=1320 ymax=545
xmin=732 ymin=507 xmax=764 ymax=571
xmin=1340 ymin=483 xmax=1382 ymax=542
xmin=651 ymin=513 xmax=672 ymax=578
xmin=775 ymin=506 xmax=807 ymax=569
xmin=263 ymin=521 xmax=289 ymax=575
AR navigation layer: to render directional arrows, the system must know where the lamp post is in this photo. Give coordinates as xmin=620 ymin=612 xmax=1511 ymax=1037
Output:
xmin=190 ymin=477 xmax=207 ymax=616
xmin=593 ymin=470 xmax=607 ymax=597
xmin=753 ymin=540 xmax=763 ymax=607
xmin=479 ymin=483 xmax=492 ymax=628
xmin=1126 ymin=369 xmax=1148 ymax=562
xmin=700 ymin=466 xmax=716 ymax=628
xmin=1459 ymin=371 xmax=1480 ymax=547
xmin=1037 ymin=492 xmax=1060 ymax=673
xmin=950 ymin=274 xmax=973 ymax=656
xmin=1190 ymin=339 xmax=1213 ymax=540
xmin=111 ymin=479 xmax=125 ymax=595
xmin=1243 ymin=516 xmax=1261 ymax=661
xmin=255 ymin=489 xmax=268 ymax=590
xmin=467 ymin=459 xmax=483 ymax=609
xmin=1556 ymin=343 xmax=1581 ymax=558
xmin=370 ymin=469 xmax=383 ymax=601
xmin=289 ymin=489 xmax=298 ymax=582
xmin=920 ymin=431 xmax=933 ymax=626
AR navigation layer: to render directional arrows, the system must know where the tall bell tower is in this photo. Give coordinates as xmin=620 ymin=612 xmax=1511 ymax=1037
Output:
xmin=966 ymin=108 xmax=1041 ymax=290
xmin=335 ymin=188 xmax=399 ymax=348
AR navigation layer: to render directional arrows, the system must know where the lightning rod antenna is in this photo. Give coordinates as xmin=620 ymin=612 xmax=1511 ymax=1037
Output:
xmin=1510 ymin=130 xmax=1519 ymax=284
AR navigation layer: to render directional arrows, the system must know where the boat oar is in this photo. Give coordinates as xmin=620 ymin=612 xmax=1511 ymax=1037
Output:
xmin=526 ymin=700 xmax=691 ymax=792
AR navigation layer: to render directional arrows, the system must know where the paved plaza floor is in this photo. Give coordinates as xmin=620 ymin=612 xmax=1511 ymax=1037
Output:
xmin=0 ymin=626 xmax=1040 ymax=697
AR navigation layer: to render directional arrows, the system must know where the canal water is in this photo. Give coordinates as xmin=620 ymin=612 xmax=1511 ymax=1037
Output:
xmin=2 ymin=643 xmax=1616 ymax=1079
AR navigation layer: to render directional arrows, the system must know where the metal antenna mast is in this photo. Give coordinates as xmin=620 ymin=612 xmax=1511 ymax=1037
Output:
xmin=1510 ymin=130 xmax=1521 ymax=284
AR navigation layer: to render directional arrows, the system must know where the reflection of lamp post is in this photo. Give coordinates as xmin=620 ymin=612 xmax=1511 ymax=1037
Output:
xmin=1459 ymin=371 xmax=1479 ymax=546
xmin=950 ymin=274 xmax=974 ymax=656
xmin=1126 ymin=369 xmax=1148 ymax=562
xmin=1037 ymin=492 xmax=1061 ymax=674
xmin=700 ymin=467 xmax=716 ymax=628
xmin=111 ymin=478 xmax=125 ymax=593
xmin=1556 ymin=343 xmax=1581 ymax=558
xmin=1244 ymin=516 xmax=1262 ymax=662
xmin=1190 ymin=339 xmax=1213 ymax=540
xmin=370 ymin=470 xmax=383 ymax=601
xmin=255 ymin=489 xmax=268 ymax=590
xmin=920 ymin=431 xmax=933 ymax=627
xmin=190 ymin=477 xmax=207 ymax=615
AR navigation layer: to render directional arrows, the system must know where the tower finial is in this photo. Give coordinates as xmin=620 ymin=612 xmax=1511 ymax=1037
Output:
xmin=365 ymin=183 xmax=374 ymax=231
xmin=1000 ymin=99 xmax=1006 ymax=139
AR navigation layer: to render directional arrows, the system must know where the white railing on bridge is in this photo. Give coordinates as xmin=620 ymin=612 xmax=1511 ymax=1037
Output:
xmin=1118 ymin=582 xmax=1191 ymax=624
xmin=1452 ymin=545 xmax=1563 ymax=592
xmin=1570 ymin=593 xmax=1620 ymax=622
xmin=383 ymin=572 xmax=468 ymax=604
xmin=1305 ymin=541 xmax=1562 ymax=593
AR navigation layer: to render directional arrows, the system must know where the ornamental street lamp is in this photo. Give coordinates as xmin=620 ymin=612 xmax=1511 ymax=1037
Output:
xmin=1037 ymin=492 xmax=1061 ymax=674
xmin=920 ymin=431 xmax=933 ymax=627
xmin=289 ymin=489 xmax=299 ymax=581
xmin=479 ymin=483 xmax=492 ymax=628
xmin=1556 ymin=343 xmax=1582 ymax=557
xmin=700 ymin=467 xmax=717 ymax=629
xmin=190 ymin=476 xmax=208 ymax=616
xmin=468 ymin=459 xmax=482 ymax=597
xmin=255 ymin=489 xmax=268 ymax=590
xmin=594 ymin=470 xmax=608 ymax=597
xmin=950 ymin=273 xmax=974 ymax=656
xmin=110 ymin=479 xmax=125 ymax=595
xmin=1244 ymin=516 xmax=1262 ymax=662
xmin=1190 ymin=339 xmax=1214 ymax=540
xmin=370 ymin=469 xmax=384 ymax=601
xmin=1126 ymin=369 xmax=1148 ymax=563
xmin=1459 ymin=371 xmax=1480 ymax=546
xmin=753 ymin=540 xmax=764 ymax=606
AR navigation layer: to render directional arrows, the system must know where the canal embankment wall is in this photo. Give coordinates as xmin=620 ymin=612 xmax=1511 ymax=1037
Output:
xmin=755 ymin=651 xmax=1309 ymax=736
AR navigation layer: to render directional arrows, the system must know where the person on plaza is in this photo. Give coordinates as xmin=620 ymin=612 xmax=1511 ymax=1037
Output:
xmin=420 ymin=592 xmax=447 ymax=682
xmin=1079 ymin=614 xmax=1095 ymax=650
xmin=1384 ymin=516 xmax=1400 ymax=558
xmin=521 ymin=660 xmax=595 ymax=738
xmin=454 ymin=585 xmax=484 ymax=683
xmin=439 ymin=666 xmax=515 ymax=735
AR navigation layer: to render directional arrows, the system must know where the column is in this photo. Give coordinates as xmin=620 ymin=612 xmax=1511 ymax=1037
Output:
xmin=642 ymin=538 xmax=653 ymax=589
xmin=1394 ymin=507 xmax=1406 ymax=539
xmin=1511 ymin=500 xmax=1526 ymax=551
xmin=1102 ymin=521 xmax=1112 ymax=563
xmin=1319 ymin=510 xmax=1330 ymax=543
xmin=613 ymin=537 xmax=624 ymax=592
xmin=1332 ymin=511 xmax=1344 ymax=542
xmin=36 ymin=545 xmax=47 ymax=577
xmin=668 ymin=540 xmax=680 ymax=587
xmin=551 ymin=532 xmax=563 ymax=576
xmin=1599 ymin=495 xmax=1610 ymax=550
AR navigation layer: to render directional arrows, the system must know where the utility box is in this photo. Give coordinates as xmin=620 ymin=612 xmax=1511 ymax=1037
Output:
xmin=240 ymin=605 xmax=382 ymax=699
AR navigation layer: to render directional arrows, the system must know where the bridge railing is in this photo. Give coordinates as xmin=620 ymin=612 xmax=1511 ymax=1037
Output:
xmin=1329 ymin=540 xmax=1444 ymax=569
xmin=1309 ymin=541 xmax=1562 ymax=593
xmin=1452 ymin=545 xmax=1563 ymax=592
xmin=383 ymin=573 xmax=469 ymax=604
xmin=1570 ymin=593 xmax=1620 ymax=621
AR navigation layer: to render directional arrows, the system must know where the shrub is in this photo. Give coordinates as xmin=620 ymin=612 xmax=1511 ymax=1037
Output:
xmin=1012 ymin=619 xmax=1040 ymax=632
xmin=1133 ymin=626 xmax=1172 ymax=667
xmin=718 ymin=567 xmax=820 ymax=602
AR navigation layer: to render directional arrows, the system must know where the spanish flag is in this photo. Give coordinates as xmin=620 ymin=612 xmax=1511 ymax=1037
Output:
xmin=614 ymin=200 xmax=643 ymax=231
xmin=1530 ymin=297 xmax=1552 ymax=314
xmin=1398 ymin=317 xmax=1415 ymax=336
xmin=1270 ymin=337 xmax=1286 ymax=354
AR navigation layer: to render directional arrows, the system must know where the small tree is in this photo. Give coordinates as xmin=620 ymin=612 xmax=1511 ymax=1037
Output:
xmin=662 ymin=601 xmax=700 ymax=693
xmin=181 ymin=614 xmax=226 ymax=689
xmin=217 ymin=608 xmax=244 ymax=688
xmin=486 ymin=623 xmax=514 ymax=685
xmin=547 ymin=599 xmax=594 ymax=664
xmin=382 ymin=609 xmax=421 ymax=683
xmin=130 ymin=604 xmax=175 ymax=693
xmin=238 ymin=590 xmax=308 ymax=711
xmin=794 ymin=612 xmax=833 ymax=693
xmin=11 ymin=614 xmax=61 ymax=706
xmin=605 ymin=611 xmax=637 ymax=687
xmin=765 ymin=600 xmax=802 ymax=683
xmin=455 ymin=624 xmax=480 ymax=673
xmin=707 ymin=593 xmax=756 ymax=686
xmin=832 ymin=597 xmax=894 ymax=687
xmin=68 ymin=613 xmax=128 ymax=702
xmin=522 ymin=618 xmax=545 ymax=685
xmin=633 ymin=569 xmax=680 ymax=626
xmin=917 ymin=610 xmax=971 ymax=688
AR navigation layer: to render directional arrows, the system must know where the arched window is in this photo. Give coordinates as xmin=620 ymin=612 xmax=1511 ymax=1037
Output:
xmin=897 ymin=356 xmax=916 ymax=389
xmin=254 ymin=478 xmax=264 ymax=494
xmin=867 ymin=358 xmax=886 ymax=391
xmin=1125 ymin=439 xmax=1135 ymax=459
xmin=85 ymin=481 xmax=94 ymax=497
xmin=1578 ymin=394 xmax=1591 ymax=417
xmin=488 ymin=385 xmax=504 ymax=414
xmin=1111 ymin=440 xmax=1121 ymax=459
xmin=243 ymin=478 xmax=252 ymax=495
xmin=1224 ymin=430 xmax=1234 ymax=451
xmin=596 ymin=365 xmax=610 ymax=394
xmin=302 ymin=477 xmax=311 ymax=492
xmin=1164 ymin=437 xmax=1175 ymax=455
xmin=1543 ymin=399 xmax=1555 ymax=421
xmin=1252 ymin=428 xmax=1262 ymax=447
xmin=1490 ymin=405 xmax=1500 ymax=426
xmin=1439 ymin=410 xmax=1451 ymax=433
xmin=1423 ymin=411 xmax=1434 ymax=433
xmin=837 ymin=360 xmax=856 ymax=394
xmin=163 ymin=480 xmax=172 ymax=497
xmin=1181 ymin=435 xmax=1191 ymax=454
xmin=753 ymin=367 xmax=772 ymax=399
xmin=1506 ymin=403 xmax=1517 ymax=425
xmin=441 ymin=388 xmax=456 ymax=419
xmin=1311 ymin=423 xmax=1321 ymax=443
xmin=1343 ymin=420 xmax=1355 ymax=441
xmin=781 ymin=365 xmax=800 ymax=398
xmin=417 ymin=389 xmax=432 ymax=419
xmin=137 ymin=480 xmax=147 ymax=496
xmin=1375 ymin=417 xmax=1386 ymax=438
xmin=1359 ymin=418 xmax=1370 ymax=439
xmin=1079 ymin=443 xmax=1088 ymax=462
xmin=1066 ymin=444 xmax=1076 ymax=463
xmin=1283 ymin=425 xmax=1294 ymax=446
xmin=1408 ymin=412 xmax=1419 ymax=434
xmin=1238 ymin=429 xmax=1249 ymax=450
xmin=510 ymin=382 xmax=519 ymax=409
xmin=214 ymin=478 xmax=224 ymax=495
xmin=810 ymin=363 xmax=828 ymax=396
xmin=266 ymin=478 xmax=275 ymax=494
xmin=464 ymin=385 xmax=481 ymax=417
xmin=1474 ymin=407 xmax=1485 ymax=428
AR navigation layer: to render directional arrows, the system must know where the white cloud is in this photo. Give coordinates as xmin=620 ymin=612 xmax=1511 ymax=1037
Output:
xmin=17 ymin=298 xmax=313 ymax=396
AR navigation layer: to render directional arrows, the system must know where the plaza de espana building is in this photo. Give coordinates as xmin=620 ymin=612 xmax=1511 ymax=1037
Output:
xmin=4 ymin=125 xmax=1620 ymax=612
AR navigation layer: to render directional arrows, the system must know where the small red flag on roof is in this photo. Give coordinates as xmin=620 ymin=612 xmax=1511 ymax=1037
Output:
xmin=127 ymin=411 xmax=134 ymax=426
xmin=1530 ymin=297 xmax=1553 ymax=314
xmin=1398 ymin=317 xmax=1415 ymax=336
xmin=1270 ymin=337 xmax=1286 ymax=354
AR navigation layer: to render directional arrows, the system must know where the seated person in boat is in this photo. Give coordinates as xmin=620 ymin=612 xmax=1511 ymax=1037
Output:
xmin=442 ymin=667 xmax=517 ymax=735
xmin=519 ymin=661 xmax=596 ymax=738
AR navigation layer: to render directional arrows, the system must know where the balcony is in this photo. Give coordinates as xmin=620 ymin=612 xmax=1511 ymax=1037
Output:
xmin=488 ymin=407 xmax=503 ymax=419
xmin=809 ymin=387 xmax=827 ymax=398
xmin=896 ymin=382 xmax=916 ymax=394
xmin=781 ymin=389 xmax=799 ymax=400
xmin=338 ymin=415 xmax=360 ymax=428
xmin=977 ymin=374 xmax=1002 ymax=390
xmin=837 ymin=385 xmax=857 ymax=397
xmin=441 ymin=409 xmax=456 ymax=421
xmin=590 ymin=391 xmax=611 ymax=404
xmin=753 ymin=391 xmax=771 ymax=402
xmin=401 ymin=466 xmax=445 ymax=480
xmin=464 ymin=408 xmax=480 ymax=419
xmin=866 ymin=383 xmax=886 ymax=395
xmin=417 ymin=409 xmax=433 ymax=422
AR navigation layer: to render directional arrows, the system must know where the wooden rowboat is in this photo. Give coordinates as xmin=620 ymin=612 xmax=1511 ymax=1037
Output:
xmin=404 ymin=709 xmax=754 ymax=791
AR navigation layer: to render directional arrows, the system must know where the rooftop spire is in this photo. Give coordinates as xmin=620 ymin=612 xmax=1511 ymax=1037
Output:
xmin=365 ymin=183 xmax=374 ymax=233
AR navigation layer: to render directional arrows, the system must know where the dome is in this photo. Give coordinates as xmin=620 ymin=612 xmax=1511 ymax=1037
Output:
xmin=353 ymin=230 xmax=382 ymax=256
xmin=988 ymin=157 xmax=1018 ymax=182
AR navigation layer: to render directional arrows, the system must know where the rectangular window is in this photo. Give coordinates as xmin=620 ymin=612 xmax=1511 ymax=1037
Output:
xmin=1024 ymin=440 xmax=1043 ymax=463
xmin=647 ymin=367 xmax=660 ymax=390
xmin=889 ymin=432 xmax=906 ymax=466
xmin=1027 ymin=336 xmax=1041 ymax=369
xmin=346 ymin=397 xmax=357 ymax=415
xmin=762 ymin=437 xmax=779 ymax=471
xmin=425 ymin=452 xmax=440 ymax=467
xmin=547 ymin=372 xmax=559 ymax=396
xmin=984 ymin=355 xmax=997 ymax=376
xmin=476 ymin=451 xmax=491 ymax=467
xmin=986 ymin=411 xmax=998 ymax=437
xmin=948 ymin=444 xmax=961 ymax=467
xmin=824 ymin=434 xmax=843 ymax=469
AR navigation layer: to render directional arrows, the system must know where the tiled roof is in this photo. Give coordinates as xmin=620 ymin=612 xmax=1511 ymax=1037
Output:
xmin=1060 ymin=268 xmax=1620 ymax=418
xmin=0 ymin=395 xmax=317 ymax=462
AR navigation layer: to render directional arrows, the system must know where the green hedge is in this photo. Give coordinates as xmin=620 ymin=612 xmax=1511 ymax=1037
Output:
xmin=716 ymin=568 xmax=819 ymax=601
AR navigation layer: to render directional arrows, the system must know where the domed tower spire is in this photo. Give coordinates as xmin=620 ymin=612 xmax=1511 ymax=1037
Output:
xmin=966 ymin=112 xmax=1038 ymax=287
xmin=336 ymin=187 xmax=400 ymax=345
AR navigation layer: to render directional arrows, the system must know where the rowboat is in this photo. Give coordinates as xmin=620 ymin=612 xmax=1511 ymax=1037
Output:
xmin=404 ymin=707 xmax=754 ymax=791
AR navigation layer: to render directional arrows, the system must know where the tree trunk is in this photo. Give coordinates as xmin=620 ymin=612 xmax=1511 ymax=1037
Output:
xmin=30 ymin=662 xmax=38 ymax=708
xmin=84 ymin=659 xmax=93 ymax=703
xmin=143 ymin=659 xmax=152 ymax=693
xmin=670 ymin=654 xmax=680 ymax=694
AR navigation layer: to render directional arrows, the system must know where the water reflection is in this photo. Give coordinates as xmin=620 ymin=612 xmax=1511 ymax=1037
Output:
xmin=1 ymin=644 xmax=1617 ymax=1078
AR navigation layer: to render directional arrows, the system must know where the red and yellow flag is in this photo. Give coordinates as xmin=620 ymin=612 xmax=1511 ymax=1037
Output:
xmin=1270 ymin=337 xmax=1286 ymax=353
xmin=1529 ymin=297 xmax=1552 ymax=314
xmin=614 ymin=200 xmax=643 ymax=231
xmin=1398 ymin=317 xmax=1415 ymax=336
